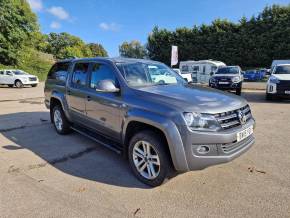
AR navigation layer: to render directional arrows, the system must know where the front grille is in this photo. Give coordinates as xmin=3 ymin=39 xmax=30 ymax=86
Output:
xmin=215 ymin=77 xmax=232 ymax=88
xmin=220 ymin=135 xmax=254 ymax=153
xmin=29 ymin=77 xmax=37 ymax=81
xmin=216 ymin=77 xmax=232 ymax=82
xmin=277 ymin=80 xmax=290 ymax=93
xmin=215 ymin=105 xmax=252 ymax=130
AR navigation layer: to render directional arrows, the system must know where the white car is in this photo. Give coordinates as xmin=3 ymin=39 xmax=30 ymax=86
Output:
xmin=0 ymin=69 xmax=39 ymax=88
xmin=266 ymin=64 xmax=290 ymax=100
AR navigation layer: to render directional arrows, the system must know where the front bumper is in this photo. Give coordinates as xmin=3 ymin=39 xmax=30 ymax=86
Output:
xmin=209 ymin=81 xmax=242 ymax=90
xmin=22 ymin=80 xmax=39 ymax=85
xmin=267 ymin=83 xmax=290 ymax=98
xmin=179 ymin=118 xmax=255 ymax=171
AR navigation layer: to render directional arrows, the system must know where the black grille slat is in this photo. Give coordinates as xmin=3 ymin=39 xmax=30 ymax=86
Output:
xmin=221 ymin=135 xmax=254 ymax=153
xmin=215 ymin=105 xmax=252 ymax=130
xmin=277 ymin=80 xmax=290 ymax=93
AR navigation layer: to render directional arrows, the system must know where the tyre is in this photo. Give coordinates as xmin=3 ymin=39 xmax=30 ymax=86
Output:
xmin=128 ymin=130 xmax=171 ymax=187
xmin=236 ymin=87 xmax=242 ymax=95
xmin=8 ymin=84 xmax=14 ymax=88
xmin=52 ymin=104 xmax=71 ymax=134
xmin=31 ymin=84 xmax=38 ymax=87
xmin=15 ymin=80 xmax=23 ymax=88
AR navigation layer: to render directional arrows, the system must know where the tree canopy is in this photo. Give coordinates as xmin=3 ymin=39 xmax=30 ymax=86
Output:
xmin=147 ymin=5 xmax=290 ymax=68
xmin=0 ymin=0 xmax=39 ymax=65
xmin=119 ymin=40 xmax=147 ymax=58
xmin=0 ymin=0 xmax=108 ymax=80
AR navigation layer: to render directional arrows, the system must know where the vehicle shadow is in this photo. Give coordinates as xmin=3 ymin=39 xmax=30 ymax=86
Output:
xmin=242 ymin=91 xmax=290 ymax=104
xmin=0 ymin=111 xmax=148 ymax=189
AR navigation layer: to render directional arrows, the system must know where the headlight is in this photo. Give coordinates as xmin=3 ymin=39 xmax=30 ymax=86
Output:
xmin=232 ymin=76 xmax=240 ymax=83
xmin=269 ymin=77 xmax=280 ymax=84
xmin=210 ymin=77 xmax=216 ymax=83
xmin=183 ymin=112 xmax=221 ymax=131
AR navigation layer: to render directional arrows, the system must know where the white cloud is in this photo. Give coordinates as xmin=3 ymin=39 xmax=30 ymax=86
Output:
xmin=99 ymin=22 xmax=121 ymax=32
xmin=47 ymin=6 xmax=70 ymax=20
xmin=28 ymin=0 xmax=43 ymax=11
xmin=50 ymin=21 xmax=61 ymax=29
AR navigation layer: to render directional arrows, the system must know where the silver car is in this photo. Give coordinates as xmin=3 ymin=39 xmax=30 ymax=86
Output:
xmin=44 ymin=58 xmax=255 ymax=186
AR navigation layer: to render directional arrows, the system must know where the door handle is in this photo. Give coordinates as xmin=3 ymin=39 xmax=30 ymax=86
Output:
xmin=87 ymin=95 xmax=91 ymax=101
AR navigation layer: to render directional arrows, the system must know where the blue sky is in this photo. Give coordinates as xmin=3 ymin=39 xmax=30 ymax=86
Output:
xmin=28 ymin=0 xmax=289 ymax=57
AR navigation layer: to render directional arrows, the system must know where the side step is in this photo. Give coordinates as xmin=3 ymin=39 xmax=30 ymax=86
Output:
xmin=71 ymin=126 xmax=122 ymax=154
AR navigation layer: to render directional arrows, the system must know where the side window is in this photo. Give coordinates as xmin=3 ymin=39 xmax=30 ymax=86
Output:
xmin=193 ymin=66 xmax=199 ymax=72
xmin=48 ymin=62 xmax=70 ymax=82
xmin=90 ymin=63 xmax=117 ymax=89
xmin=6 ymin=71 xmax=13 ymax=75
xmin=72 ymin=62 xmax=89 ymax=87
xmin=0 ymin=71 xmax=4 ymax=75
xmin=181 ymin=65 xmax=189 ymax=72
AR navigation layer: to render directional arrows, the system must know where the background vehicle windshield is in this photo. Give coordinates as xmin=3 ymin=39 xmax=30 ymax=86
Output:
xmin=274 ymin=65 xmax=290 ymax=74
xmin=116 ymin=62 xmax=186 ymax=87
xmin=13 ymin=70 xmax=27 ymax=75
xmin=216 ymin=67 xmax=239 ymax=74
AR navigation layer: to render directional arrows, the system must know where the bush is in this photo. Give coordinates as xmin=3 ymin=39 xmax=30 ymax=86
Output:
xmin=0 ymin=48 xmax=54 ymax=81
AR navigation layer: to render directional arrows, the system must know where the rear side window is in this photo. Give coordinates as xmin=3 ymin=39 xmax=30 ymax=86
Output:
xmin=193 ymin=66 xmax=199 ymax=72
xmin=90 ymin=63 xmax=117 ymax=89
xmin=0 ymin=71 xmax=4 ymax=75
xmin=72 ymin=62 xmax=90 ymax=87
xmin=48 ymin=62 xmax=70 ymax=83
xmin=181 ymin=65 xmax=189 ymax=72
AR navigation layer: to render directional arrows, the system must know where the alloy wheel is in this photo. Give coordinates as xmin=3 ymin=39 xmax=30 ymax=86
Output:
xmin=132 ymin=140 xmax=161 ymax=180
xmin=54 ymin=109 xmax=63 ymax=131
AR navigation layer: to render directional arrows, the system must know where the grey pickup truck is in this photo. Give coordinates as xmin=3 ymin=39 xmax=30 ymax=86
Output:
xmin=44 ymin=57 xmax=255 ymax=186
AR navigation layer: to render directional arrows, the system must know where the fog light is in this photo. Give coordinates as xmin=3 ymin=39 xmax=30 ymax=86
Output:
xmin=197 ymin=145 xmax=210 ymax=154
xmin=270 ymin=85 xmax=273 ymax=92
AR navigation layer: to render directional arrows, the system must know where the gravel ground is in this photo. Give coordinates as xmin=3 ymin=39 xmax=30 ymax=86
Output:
xmin=0 ymin=84 xmax=289 ymax=218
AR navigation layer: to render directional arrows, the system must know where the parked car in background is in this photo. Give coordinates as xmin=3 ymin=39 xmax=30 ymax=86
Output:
xmin=179 ymin=60 xmax=226 ymax=83
xmin=243 ymin=69 xmax=265 ymax=81
xmin=45 ymin=57 xmax=255 ymax=186
xmin=266 ymin=64 xmax=290 ymax=100
xmin=271 ymin=60 xmax=290 ymax=72
xmin=0 ymin=69 xmax=39 ymax=88
xmin=209 ymin=66 xmax=243 ymax=95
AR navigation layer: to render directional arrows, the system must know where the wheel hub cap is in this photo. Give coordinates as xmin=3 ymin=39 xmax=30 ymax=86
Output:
xmin=132 ymin=140 xmax=160 ymax=180
xmin=54 ymin=110 xmax=63 ymax=131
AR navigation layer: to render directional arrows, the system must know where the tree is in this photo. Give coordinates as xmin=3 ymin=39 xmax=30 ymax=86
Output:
xmin=43 ymin=32 xmax=91 ymax=59
xmin=119 ymin=40 xmax=147 ymax=58
xmin=0 ymin=0 xmax=39 ymax=65
xmin=146 ymin=5 xmax=290 ymax=68
xmin=87 ymin=43 xmax=108 ymax=57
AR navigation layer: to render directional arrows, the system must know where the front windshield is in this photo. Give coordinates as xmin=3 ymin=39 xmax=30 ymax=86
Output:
xmin=116 ymin=62 xmax=186 ymax=87
xmin=274 ymin=65 xmax=290 ymax=74
xmin=13 ymin=70 xmax=27 ymax=75
xmin=216 ymin=67 xmax=239 ymax=75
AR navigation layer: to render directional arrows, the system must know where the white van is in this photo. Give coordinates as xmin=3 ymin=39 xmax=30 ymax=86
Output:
xmin=179 ymin=60 xmax=226 ymax=83
xmin=271 ymin=60 xmax=290 ymax=72
xmin=266 ymin=64 xmax=290 ymax=100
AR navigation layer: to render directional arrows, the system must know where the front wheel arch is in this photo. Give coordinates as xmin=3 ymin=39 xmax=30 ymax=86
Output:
xmin=14 ymin=79 xmax=23 ymax=88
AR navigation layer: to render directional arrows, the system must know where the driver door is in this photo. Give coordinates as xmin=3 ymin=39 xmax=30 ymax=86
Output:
xmin=85 ymin=62 xmax=122 ymax=141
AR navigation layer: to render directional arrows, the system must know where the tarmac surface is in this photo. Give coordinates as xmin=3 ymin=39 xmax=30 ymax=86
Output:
xmin=0 ymin=83 xmax=289 ymax=217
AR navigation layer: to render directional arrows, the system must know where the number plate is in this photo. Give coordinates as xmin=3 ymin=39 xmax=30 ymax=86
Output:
xmin=285 ymin=90 xmax=290 ymax=94
xmin=237 ymin=126 xmax=253 ymax=142
xmin=219 ymin=81 xmax=229 ymax=84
